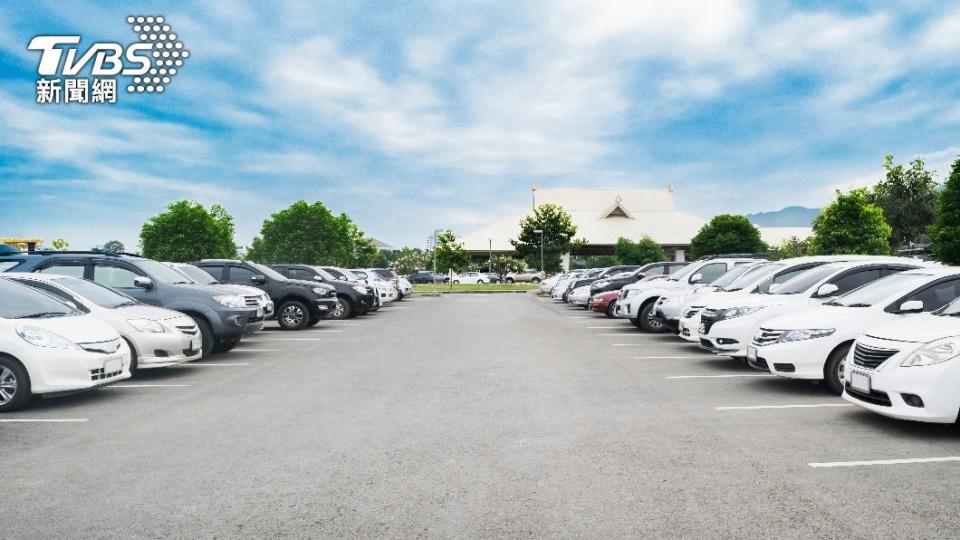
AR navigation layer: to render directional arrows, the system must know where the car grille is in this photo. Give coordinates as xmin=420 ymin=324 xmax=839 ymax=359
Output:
xmin=243 ymin=295 xmax=260 ymax=307
xmin=752 ymin=328 xmax=785 ymax=346
xmin=748 ymin=357 xmax=769 ymax=371
xmin=176 ymin=324 xmax=198 ymax=336
xmin=90 ymin=365 xmax=123 ymax=381
xmin=845 ymin=383 xmax=892 ymax=407
xmin=700 ymin=310 xmax=720 ymax=335
xmin=79 ymin=338 xmax=122 ymax=355
xmin=852 ymin=343 xmax=898 ymax=370
xmin=683 ymin=307 xmax=702 ymax=319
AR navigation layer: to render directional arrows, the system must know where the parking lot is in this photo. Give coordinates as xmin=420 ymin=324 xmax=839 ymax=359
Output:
xmin=2 ymin=293 xmax=959 ymax=537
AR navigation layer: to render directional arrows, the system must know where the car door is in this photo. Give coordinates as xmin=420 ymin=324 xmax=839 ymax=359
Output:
xmin=196 ymin=263 xmax=226 ymax=282
xmin=92 ymin=260 xmax=158 ymax=305
xmin=225 ymin=264 xmax=269 ymax=295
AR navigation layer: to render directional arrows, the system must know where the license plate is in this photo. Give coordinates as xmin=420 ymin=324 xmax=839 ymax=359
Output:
xmin=850 ymin=371 xmax=871 ymax=393
xmin=698 ymin=322 xmax=706 ymax=335
xmin=104 ymin=357 xmax=123 ymax=374
xmin=747 ymin=346 xmax=757 ymax=361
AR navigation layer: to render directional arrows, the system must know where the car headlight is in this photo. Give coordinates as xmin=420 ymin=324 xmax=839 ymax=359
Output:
xmin=352 ymin=285 xmax=367 ymax=294
xmin=128 ymin=318 xmax=165 ymax=333
xmin=16 ymin=325 xmax=81 ymax=350
xmin=778 ymin=328 xmax=835 ymax=343
xmin=718 ymin=306 xmax=765 ymax=320
xmin=901 ymin=337 xmax=960 ymax=367
xmin=214 ymin=294 xmax=247 ymax=308
xmin=312 ymin=286 xmax=334 ymax=296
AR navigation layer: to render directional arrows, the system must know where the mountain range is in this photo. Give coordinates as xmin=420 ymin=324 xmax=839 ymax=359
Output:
xmin=746 ymin=206 xmax=820 ymax=227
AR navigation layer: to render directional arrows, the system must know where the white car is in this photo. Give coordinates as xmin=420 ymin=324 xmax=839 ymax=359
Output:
xmin=700 ymin=258 xmax=924 ymax=360
xmin=166 ymin=262 xmax=274 ymax=317
xmin=0 ymin=278 xmax=132 ymax=412
xmin=752 ymin=267 xmax=960 ymax=393
xmin=368 ymin=268 xmax=409 ymax=300
xmin=569 ymin=285 xmax=592 ymax=307
xmin=351 ymin=269 xmax=397 ymax=303
xmin=4 ymin=273 xmax=204 ymax=373
xmin=843 ymin=300 xmax=960 ymax=423
xmin=454 ymin=272 xmax=494 ymax=284
xmin=615 ymin=257 xmax=765 ymax=332
xmin=655 ymin=262 xmax=765 ymax=330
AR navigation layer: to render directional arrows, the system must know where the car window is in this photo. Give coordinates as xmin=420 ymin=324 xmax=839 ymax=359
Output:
xmin=0 ymin=260 xmax=21 ymax=271
xmin=764 ymin=264 xmax=841 ymax=295
xmin=37 ymin=262 xmax=86 ymax=278
xmin=198 ymin=265 xmax=224 ymax=281
xmin=173 ymin=264 xmax=218 ymax=285
xmin=0 ymin=279 xmax=79 ymax=319
xmin=710 ymin=265 xmax=753 ymax=288
xmin=93 ymin=264 xmax=141 ymax=288
xmin=901 ymin=278 xmax=960 ymax=311
xmin=693 ymin=263 xmax=727 ymax=284
xmin=14 ymin=280 xmax=85 ymax=311
xmin=229 ymin=266 xmax=257 ymax=283
xmin=827 ymin=268 xmax=884 ymax=296
xmin=829 ymin=273 xmax=930 ymax=307
xmin=248 ymin=262 xmax=287 ymax=281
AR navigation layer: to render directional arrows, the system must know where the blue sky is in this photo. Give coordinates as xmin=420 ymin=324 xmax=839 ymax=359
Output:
xmin=1 ymin=0 xmax=958 ymax=251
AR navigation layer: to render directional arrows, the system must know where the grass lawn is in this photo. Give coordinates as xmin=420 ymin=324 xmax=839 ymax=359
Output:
xmin=412 ymin=282 xmax=539 ymax=293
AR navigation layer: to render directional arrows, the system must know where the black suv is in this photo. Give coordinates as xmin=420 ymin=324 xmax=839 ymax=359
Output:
xmin=270 ymin=264 xmax=376 ymax=319
xmin=193 ymin=260 xmax=338 ymax=330
xmin=0 ymin=251 xmax=263 ymax=356
xmin=589 ymin=262 xmax=689 ymax=295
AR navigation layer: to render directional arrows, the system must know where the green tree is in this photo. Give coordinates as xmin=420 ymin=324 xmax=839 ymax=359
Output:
xmin=930 ymin=157 xmax=960 ymax=264
xmin=392 ymin=247 xmax=431 ymax=275
xmin=490 ymin=254 xmax=524 ymax=280
xmin=767 ymin=236 xmax=809 ymax=260
xmin=613 ymin=235 xmax=666 ymax=265
xmin=689 ymin=215 xmax=766 ymax=259
xmin=869 ymin=154 xmax=939 ymax=252
xmin=139 ymin=200 xmax=238 ymax=262
xmin=433 ymin=229 xmax=471 ymax=274
xmin=246 ymin=200 xmax=359 ymax=265
xmin=50 ymin=238 xmax=69 ymax=251
xmin=511 ymin=204 xmax=578 ymax=272
xmin=349 ymin=224 xmax=385 ymax=267
xmin=102 ymin=240 xmax=125 ymax=254
xmin=809 ymin=189 xmax=892 ymax=255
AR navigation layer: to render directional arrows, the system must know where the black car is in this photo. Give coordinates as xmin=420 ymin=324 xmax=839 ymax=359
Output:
xmin=589 ymin=262 xmax=689 ymax=295
xmin=271 ymin=264 xmax=376 ymax=319
xmin=193 ymin=260 xmax=338 ymax=330
xmin=407 ymin=271 xmax=449 ymax=284
xmin=0 ymin=251 xmax=262 ymax=356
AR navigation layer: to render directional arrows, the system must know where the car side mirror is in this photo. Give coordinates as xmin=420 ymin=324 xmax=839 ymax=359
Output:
xmin=634 ymin=273 xmax=646 ymax=281
xmin=313 ymin=275 xmax=324 ymax=281
xmin=133 ymin=276 xmax=153 ymax=290
xmin=816 ymin=283 xmax=839 ymax=297
xmin=251 ymin=274 xmax=266 ymax=285
xmin=898 ymin=300 xmax=924 ymax=313
xmin=689 ymin=273 xmax=703 ymax=284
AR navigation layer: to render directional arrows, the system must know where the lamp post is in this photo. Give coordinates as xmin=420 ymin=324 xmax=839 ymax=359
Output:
xmin=488 ymin=238 xmax=492 ymax=274
xmin=533 ymin=229 xmax=544 ymax=274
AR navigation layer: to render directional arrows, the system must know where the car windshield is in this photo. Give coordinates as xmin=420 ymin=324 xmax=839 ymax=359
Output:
xmin=136 ymin=259 xmax=194 ymax=284
xmin=54 ymin=276 xmax=139 ymax=308
xmin=721 ymin=263 xmax=782 ymax=291
xmin=765 ymin=264 xmax=842 ymax=295
xmin=0 ymin=260 xmax=21 ymax=271
xmin=172 ymin=264 xmax=218 ymax=285
xmin=351 ymin=270 xmax=368 ymax=279
xmin=936 ymin=295 xmax=960 ymax=316
xmin=828 ymin=273 xmax=934 ymax=308
xmin=309 ymin=266 xmax=338 ymax=281
xmin=710 ymin=265 xmax=755 ymax=289
xmin=667 ymin=263 xmax=700 ymax=281
xmin=249 ymin=262 xmax=288 ymax=281
xmin=0 ymin=279 xmax=79 ymax=319
xmin=374 ymin=269 xmax=397 ymax=278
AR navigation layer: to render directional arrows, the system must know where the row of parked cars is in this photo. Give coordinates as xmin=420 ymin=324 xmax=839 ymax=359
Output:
xmin=0 ymin=247 xmax=413 ymax=412
xmin=406 ymin=269 xmax=546 ymax=284
xmin=542 ymin=254 xmax=960 ymax=425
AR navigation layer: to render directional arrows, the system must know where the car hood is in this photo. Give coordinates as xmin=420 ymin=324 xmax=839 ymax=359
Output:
xmin=864 ymin=313 xmax=960 ymax=344
xmin=114 ymin=304 xmax=191 ymax=322
xmin=705 ymin=294 xmax=802 ymax=311
xmin=761 ymin=304 xmax=879 ymax=331
xmin=12 ymin=313 xmax=120 ymax=344
xmin=623 ymin=279 xmax=686 ymax=293
xmin=208 ymin=284 xmax=265 ymax=297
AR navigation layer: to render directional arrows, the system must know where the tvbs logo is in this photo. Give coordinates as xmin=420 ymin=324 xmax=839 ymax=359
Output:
xmin=27 ymin=15 xmax=189 ymax=105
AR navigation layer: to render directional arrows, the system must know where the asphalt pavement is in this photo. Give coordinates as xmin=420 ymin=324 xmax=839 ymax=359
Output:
xmin=2 ymin=293 xmax=959 ymax=538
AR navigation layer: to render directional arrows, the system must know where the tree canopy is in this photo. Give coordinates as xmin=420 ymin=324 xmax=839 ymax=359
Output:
xmin=511 ymin=204 xmax=579 ymax=272
xmin=689 ymin=215 xmax=766 ymax=259
xmin=391 ymin=247 xmax=431 ymax=275
xmin=140 ymin=200 xmax=238 ymax=262
xmin=869 ymin=154 xmax=939 ymax=252
xmin=102 ymin=240 xmax=125 ymax=254
xmin=930 ymin=158 xmax=960 ymax=264
xmin=613 ymin=235 xmax=666 ymax=265
xmin=433 ymin=229 xmax=471 ymax=274
xmin=809 ymin=189 xmax=891 ymax=255
xmin=490 ymin=254 xmax=524 ymax=279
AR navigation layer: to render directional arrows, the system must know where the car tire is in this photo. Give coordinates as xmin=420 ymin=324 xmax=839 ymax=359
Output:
xmin=477 ymin=280 xmax=484 ymax=284
xmin=188 ymin=315 xmax=215 ymax=358
xmin=123 ymin=337 xmax=139 ymax=376
xmin=639 ymin=301 xmax=668 ymax=333
xmin=0 ymin=355 xmax=31 ymax=413
xmin=453 ymin=280 xmax=460 ymax=284
xmin=215 ymin=339 xmax=240 ymax=353
xmin=605 ymin=302 xmax=616 ymax=318
xmin=824 ymin=343 xmax=852 ymax=395
xmin=531 ymin=277 xmax=541 ymax=284
xmin=505 ymin=278 xmax=515 ymax=284
xmin=330 ymin=297 xmax=353 ymax=320
xmin=278 ymin=300 xmax=310 ymax=330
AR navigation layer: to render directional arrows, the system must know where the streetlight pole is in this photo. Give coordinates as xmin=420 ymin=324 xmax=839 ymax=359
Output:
xmin=533 ymin=229 xmax=544 ymax=274
xmin=488 ymin=238 xmax=492 ymax=274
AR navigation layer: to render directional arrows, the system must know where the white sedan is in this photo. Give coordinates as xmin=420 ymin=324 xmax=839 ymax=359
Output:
xmin=843 ymin=301 xmax=960 ymax=423
xmin=0 ymin=278 xmax=131 ymax=412
xmin=4 ymin=273 xmax=203 ymax=374
xmin=453 ymin=272 xmax=494 ymax=284
xmin=568 ymin=285 xmax=592 ymax=307
xmin=751 ymin=268 xmax=960 ymax=393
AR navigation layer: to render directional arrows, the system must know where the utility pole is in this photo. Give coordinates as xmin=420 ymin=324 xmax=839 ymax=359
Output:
xmin=488 ymin=238 xmax=492 ymax=274
xmin=533 ymin=229 xmax=544 ymax=274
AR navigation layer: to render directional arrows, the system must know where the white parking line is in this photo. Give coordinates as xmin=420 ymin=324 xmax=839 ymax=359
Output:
xmin=178 ymin=363 xmax=250 ymax=367
xmin=809 ymin=456 xmax=960 ymax=468
xmin=613 ymin=342 xmax=689 ymax=347
xmin=258 ymin=338 xmax=329 ymax=342
xmin=666 ymin=374 xmax=773 ymax=379
xmin=635 ymin=356 xmax=710 ymax=359
xmin=229 ymin=349 xmax=281 ymax=353
xmin=0 ymin=418 xmax=89 ymax=423
xmin=566 ymin=316 xmax=595 ymax=319
xmin=597 ymin=333 xmax=655 ymax=336
xmin=587 ymin=326 xmax=633 ymax=329
xmin=717 ymin=403 xmax=853 ymax=411
xmin=108 ymin=384 xmax=192 ymax=388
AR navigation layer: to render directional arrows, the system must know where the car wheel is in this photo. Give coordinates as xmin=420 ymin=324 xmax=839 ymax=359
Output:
xmin=123 ymin=338 xmax=139 ymax=375
xmin=188 ymin=315 xmax=215 ymax=358
xmin=505 ymin=278 xmax=515 ymax=284
xmin=330 ymin=297 xmax=353 ymax=320
xmin=0 ymin=355 xmax=31 ymax=412
xmin=477 ymin=280 xmax=484 ymax=284
xmin=454 ymin=280 xmax=460 ymax=284
xmin=215 ymin=339 xmax=240 ymax=353
xmin=605 ymin=302 xmax=616 ymax=318
xmin=278 ymin=300 xmax=310 ymax=330
xmin=824 ymin=343 xmax=852 ymax=395
xmin=639 ymin=302 xmax=668 ymax=333
xmin=531 ymin=277 xmax=541 ymax=284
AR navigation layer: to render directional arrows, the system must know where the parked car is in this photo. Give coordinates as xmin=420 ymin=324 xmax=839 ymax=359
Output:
xmin=750 ymin=267 xmax=960 ymax=394
xmin=700 ymin=259 xmax=924 ymax=360
xmin=3 ymin=273 xmax=202 ymax=374
xmin=590 ymin=262 xmax=689 ymax=296
xmin=0 ymin=278 xmax=131 ymax=412
xmin=407 ymin=271 xmax=449 ymax=284
xmin=452 ymin=271 xmax=495 ymax=284
xmin=165 ymin=262 xmax=274 ymax=317
xmin=559 ymin=268 xmax=606 ymax=302
xmin=193 ymin=260 xmax=338 ymax=330
xmin=589 ymin=290 xmax=621 ymax=317
xmin=615 ymin=256 xmax=766 ymax=332
xmin=504 ymin=269 xmax=545 ymax=284
xmin=350 ymin=269 xmax=398 ymax=303
xmin=0 ymin=251 xmax=262 ymax=357
xmin=270 ymin=264 xmax=377 ymax=319
xmin=319 ymin=267 xmax=381 ymax=311
xmin=540 ymin=271 xmax=582 ymax=294
xmin=654 ymin=262 xmax=764 ymax=332
xmin=369 ymin=268 xmax=409 ymax=300
xmin=842 ymin=297 xmax=960 ymax=423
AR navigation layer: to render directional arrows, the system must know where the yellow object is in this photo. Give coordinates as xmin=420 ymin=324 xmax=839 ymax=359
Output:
xmin=0 ymin=237 xmax=44 ymax=252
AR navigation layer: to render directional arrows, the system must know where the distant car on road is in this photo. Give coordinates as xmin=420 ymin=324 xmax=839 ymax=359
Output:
xmin=452 ymin=271 xmax=496 ymax=284
xmin=407 ymin=271 xmax=449 ymax=284
xmin=504 ymin=269 xmax=545 ymax=284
